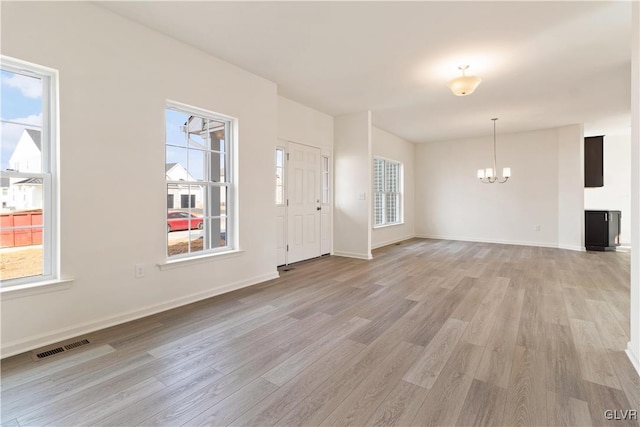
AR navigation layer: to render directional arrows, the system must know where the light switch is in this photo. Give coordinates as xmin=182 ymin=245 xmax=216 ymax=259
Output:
xmin=359 ymin=193 xmax=366 ymax=200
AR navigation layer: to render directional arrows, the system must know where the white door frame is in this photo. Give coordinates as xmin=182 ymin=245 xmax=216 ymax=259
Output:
xmin=277 ymin=139 xmax=332 ymax=266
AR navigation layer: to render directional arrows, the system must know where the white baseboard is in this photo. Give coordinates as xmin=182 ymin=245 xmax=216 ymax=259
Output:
xmin=626 ymin=342 xmax=640 ymax=377
xmin=557 ymin=244 xmax=585 ymax=252
xmin=371 ymin=235 xmax=416 ymax=250
xmin=1 ymin=271 xmax=280 ymax=359
xmin=415 ymin=234 xmax=584 ymax=251
xmin=333 ymin=251 xmax=373 ymax=260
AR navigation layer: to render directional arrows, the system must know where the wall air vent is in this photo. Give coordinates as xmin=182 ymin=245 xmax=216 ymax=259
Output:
xmin=33 ymin=339 xmax=91 ymax=360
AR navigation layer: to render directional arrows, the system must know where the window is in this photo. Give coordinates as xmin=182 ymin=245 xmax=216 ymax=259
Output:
xmin=373 ymin=157 xmax=402 ymax=227
xmin=165 ymin=102 xmax=234 ymax=258
xmin=0 ymin=56 xmax=58 ymax=286
xmin=322 ymin=156 xmax=330 ymax=205
xmin=275 ymin=148 xmax=284 ymax=206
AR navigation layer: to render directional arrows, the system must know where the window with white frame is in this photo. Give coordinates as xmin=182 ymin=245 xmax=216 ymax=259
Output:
xmin=322 ymin=156 xmax=330 ymax=205
xmin=0 ymin=56 xmax=58 ymax=286
xmin=165 ymin=103 xmax=234 ymax=258
xmin=373 ymin=157 xmax=402 ymax=227
xmin=275 ymin=148 xmax=285 ymax=206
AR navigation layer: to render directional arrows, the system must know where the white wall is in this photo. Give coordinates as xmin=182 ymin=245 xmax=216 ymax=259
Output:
xmin=584 ymin=132 xmax=632 ymax=244
xmin=415 ymin=126 xmax=584 ymax=250
xmin=334 ymin=111 xmax=372 ymax=259
xmin=371 ymin=127 xmax=415 ymax=249
xmin=557 ymin=124 xmax=585 ymax=251
xmin=1 ymin=2 xmax=279 ymax=356
xmin=277 ymin=96 xmax=333 ymax=151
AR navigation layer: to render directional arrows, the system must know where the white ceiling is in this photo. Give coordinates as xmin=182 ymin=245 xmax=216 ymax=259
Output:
xmin=97 ymin=1 xmax=632 ymax=143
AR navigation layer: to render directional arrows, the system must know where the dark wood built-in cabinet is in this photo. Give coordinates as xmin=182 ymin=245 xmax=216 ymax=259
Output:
xmin=585 ymin=210 xmax=621 ymax=251
xmin=584 ymin=135 xmax=604 ymax=187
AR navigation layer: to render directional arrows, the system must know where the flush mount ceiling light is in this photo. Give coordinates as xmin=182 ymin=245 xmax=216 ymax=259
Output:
xmin=448 ymin=65 xmax=482 ymax=96
xmin=478 ymin=118 xmax=510 ymax=184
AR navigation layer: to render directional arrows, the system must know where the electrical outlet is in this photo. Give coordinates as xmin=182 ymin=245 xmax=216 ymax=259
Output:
xmin=534 ymin=225 xmax=541 ymax=231
xmin=135 ymin=263 xmax=144 ymax=278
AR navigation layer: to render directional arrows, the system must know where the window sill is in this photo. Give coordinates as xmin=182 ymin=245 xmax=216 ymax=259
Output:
xmin=373 ymin=222 xmax=405 ymax=229
xmin=158 ymin=249 xmax=244 ymax=271
xmin=1 ymin=278 xmax=74 ymax=301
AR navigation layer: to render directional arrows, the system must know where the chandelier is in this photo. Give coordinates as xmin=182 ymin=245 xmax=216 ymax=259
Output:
xmin=448 ymin=65 xmax=482 ymax=96
xmin=478 ymin=118 xmax=510 ymax=184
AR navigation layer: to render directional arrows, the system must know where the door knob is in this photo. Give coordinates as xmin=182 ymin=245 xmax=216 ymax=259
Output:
xmin=317 ymin=207 xmax=321 ymax=211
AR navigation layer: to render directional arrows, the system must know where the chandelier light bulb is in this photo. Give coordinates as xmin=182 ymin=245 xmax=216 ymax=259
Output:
xmin=478 ymin=118 xmax=510 ymax=184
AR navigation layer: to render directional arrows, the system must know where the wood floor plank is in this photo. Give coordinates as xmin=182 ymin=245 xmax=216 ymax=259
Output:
xmin=475 ymin=284 xmax=524 ymax=389
xmin=318 ymin=341 xmax=423 ymax=426
xmin=0 ymin=352 xmax=156 ymax=420
xmin=15 ymin=355 xmax=169 ymax=426
xmin=582 ymin=381 xmax=638 ymax=427
xmin=411 ymin=341 xmax=485 ymax=426
xmin=229 ymin=339 xmax=366 ymax=426
xmin=569 ymin=318 xmax=622 ymax=390
xmin=347 ymin=298 xmax=417 ymax=345
xmin=261 ymin=316 xmax=369 ymax=386
xmin=183 ymin=377 xmax=278 ymax=427
xmin=516 ymin=288 xmax=548 ymax=352
xmin=96 ymin=367 xmax=223 ymax=426
xmin=563 ymin=286 xmax=595 ymax=321
xmin=449 ymin=283 xmax=484 ymax=322
xmin=210 ymin=312 xmax=332 ymax=374
xmin=461 ymin=276 xmax=510 ymax=347
xmin=405 ymin=279 xmax=469 ymax=347
xmin=585 ymin=299 xmax=628 ymax=351
xmin=0 ymin=419 xmax=20 ymax=427
xmin=44 ymin=377 xmax=166 ymax=427
xmin=146 ymin=304 xmax=280 ymax=358
xmin=545 ymin=323 xmax=587 ymax=401
xmin=455 ymin=379 xmax=508 ymax=427
xmin=276 ymin=332 xmax=405 ymax=426
xmin=546 ymin=391 xmax=592 ymax=427
xmin=403 ymin=317 xmax=467 ymax=389
xmin=364 ymin=380 xmax=430 ymax=427
xmin=503 ymin=346 xmax=547 ymax=426
xmin=609 ymin=351 xmax=640 ymax=410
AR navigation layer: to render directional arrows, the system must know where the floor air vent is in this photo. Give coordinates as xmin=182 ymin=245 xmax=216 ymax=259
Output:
xmin=34 ymin=339 xmax=91 ymax=360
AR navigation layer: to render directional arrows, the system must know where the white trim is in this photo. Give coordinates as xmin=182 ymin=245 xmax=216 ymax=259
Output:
xmin=373 ymin=221 xmax=404 ymax=230
xmin=333 ymin=251 xmax=373 ymax=260
xmin=373 ymin=157 xmax=403 ymax=227
xmin=0 ymin=271 xmax=279 ymax=359
xmin=415 ymin=234 xmax=584 ymax=251
xmin=164 ymin=101 xmax=237 ymax=260
xmin=0 ymin=278 xmax=73 ymax=300
xmin=371 ymin=235 xmax=416 ymax=250
xmin=626 ymin=342 xmax=640 ymax=377
xmin=0 ymin=55 xmax=59 ymax=288
xmin=158 ymin=249 xmax=244 ymax=270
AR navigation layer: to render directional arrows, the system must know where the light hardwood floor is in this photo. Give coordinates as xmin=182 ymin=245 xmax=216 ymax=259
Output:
xmin=1 ymin=239 xmax=638 ymax=426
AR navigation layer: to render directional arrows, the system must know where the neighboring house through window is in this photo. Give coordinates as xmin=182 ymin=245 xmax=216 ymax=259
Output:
xmin=373 ymin=157 xmax=402 ymax=227
xmin=0 ymin=56 xmax=58 ymax=286
xmin=165 ymin=102 xmax=235 ymax=258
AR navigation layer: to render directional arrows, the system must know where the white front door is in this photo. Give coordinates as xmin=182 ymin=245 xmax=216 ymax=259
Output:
xmin=287 ymin=142 xmax=321 ymax=264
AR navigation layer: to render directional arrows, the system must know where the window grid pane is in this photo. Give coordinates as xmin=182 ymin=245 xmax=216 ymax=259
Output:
xmin=276 ymin=148 xmax=285 ymax=206
xmin=373 ymin=157 xmax=402 ymax=227
xmin=322 ymin=156 xmax=329 ymax=205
